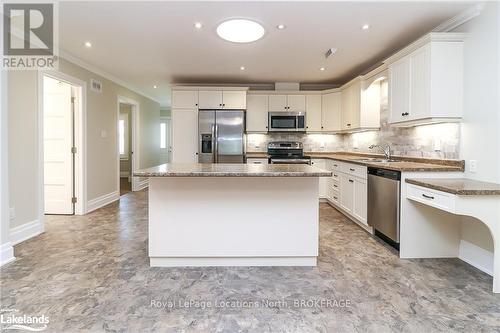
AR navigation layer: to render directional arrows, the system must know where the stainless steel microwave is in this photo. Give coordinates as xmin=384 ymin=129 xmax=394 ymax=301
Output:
xmin=268 ymin=112 xmax=306 ymax=132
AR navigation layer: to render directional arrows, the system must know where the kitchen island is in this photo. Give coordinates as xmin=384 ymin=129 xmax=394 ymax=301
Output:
xmin=134 ymin=163 xmax=332 ymax=267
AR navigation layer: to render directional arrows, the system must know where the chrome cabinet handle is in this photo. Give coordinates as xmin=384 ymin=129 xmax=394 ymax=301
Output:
xmin=349 ymin=168 xmax=355 ymax=171
xmin=422 ymin=194 xmax=434 ymax=200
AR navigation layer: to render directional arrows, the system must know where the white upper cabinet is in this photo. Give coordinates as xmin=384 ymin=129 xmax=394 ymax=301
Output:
xmin=268 ymin=95 xmax=306 ymax=112
xmin=306 ymin=95 xmax=322 ymax=131
xmin=222 ymin=91 xmax=247 ymax=109
xmin=287 ymin=95 xmax=306 ymax=112
xmin=387 ymin=33 xmax=464 ymax=125
xmin=172 ymin=90 xmax=199 ymax=109
xmin=321 ymin=92 xmax=341 ymax=132
xmin=268 ymin=95 xmax=287 ymax=111
xmin=339 ymin=77 xmax=381 ymax=132
xmin=246 ymin=94 xmax=268 ymax=132
xmin=198 ymin=91 xmax=223 ymax=109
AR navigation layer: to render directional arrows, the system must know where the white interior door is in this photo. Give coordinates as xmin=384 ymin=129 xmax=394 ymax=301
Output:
xmin=43 ymin=76 xmax=73 ymax=214
xmin=159 ymin=117 xmax=171 ymax=163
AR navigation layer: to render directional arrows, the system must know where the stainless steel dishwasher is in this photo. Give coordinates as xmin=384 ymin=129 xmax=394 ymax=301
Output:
xmin=367 ymin=167 xmax=401 ymax=250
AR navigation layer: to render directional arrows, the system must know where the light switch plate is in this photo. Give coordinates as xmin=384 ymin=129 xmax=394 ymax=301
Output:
xmin=469 ymin=160 xmax=477 ymax=173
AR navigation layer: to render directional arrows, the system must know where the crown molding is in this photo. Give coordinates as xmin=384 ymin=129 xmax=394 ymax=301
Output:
xmin=58 ymin=49 xmax=160 ymax=104
xmin=383 ymin=32 xmax=466 ymax=65
xmin=433 ymin=3 xmax=484 ymax=33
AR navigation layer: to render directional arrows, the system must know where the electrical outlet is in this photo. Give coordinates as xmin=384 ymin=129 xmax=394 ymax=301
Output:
xmin=469 ymin=160 xmax=477 ymax=173
xmin=9 ymin=207 xmax=15 ymax=220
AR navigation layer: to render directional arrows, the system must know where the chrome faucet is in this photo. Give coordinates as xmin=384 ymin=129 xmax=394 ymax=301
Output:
xmin=369 ymin=144 xmax=392 ymax=160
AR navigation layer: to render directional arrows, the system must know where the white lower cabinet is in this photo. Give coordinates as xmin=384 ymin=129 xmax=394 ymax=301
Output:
xmin=319 ymin=159 xmax=369 ymax=228
xmin=246 ymin=158 xmax=268 ymax=165
xmin=311 ymin=159 xmax=327 ymax=198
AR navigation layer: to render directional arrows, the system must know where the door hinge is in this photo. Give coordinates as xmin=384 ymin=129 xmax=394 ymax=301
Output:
xmin=72 ymin=197 xmax=77 ymax=204
xmin=71 ymin=146 xmax=77 ymax=154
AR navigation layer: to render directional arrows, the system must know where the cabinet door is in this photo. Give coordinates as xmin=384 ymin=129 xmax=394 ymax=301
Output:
xmin=223 ymin=91 xmax=247 ymax=109
xmin=306 ymin=95 xmax=322 ymax=131
xmin=321 ymin=92 xmax=341 ymax=131
xmin=349 ymin=82 xmax=361 ymax=129
xmin=340 ymin=174 xmax=354 ymax=213
xmin=246 ymin=95 xmax=268 ymax=132
xmin=341 ymin=88 xmax=351 ymax=130
xmin=388 ymin=56 xmax=411 ymax=123
xmin=172 ymin=90 xmax=198 ymax=109
xmin=409 ymin=45 xmax=430 ymax=121
xmin=198 ymin=91 xmax=223 ymax=109
xmin=311 ymin=159 xmax=326 ymax=198
xmin=352 ymin=177 xmax=368 ymax=225
xmin=171 ymin=109 xmax=198 ymax=163
xmin=287 ymin=95 xmax=306 ymax=112
xmin=268 ymin=95 xmax=287 ymax=111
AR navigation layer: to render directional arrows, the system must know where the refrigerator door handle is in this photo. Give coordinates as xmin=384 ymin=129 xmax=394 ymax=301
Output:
xmin=211 ymin=124 xmax=216 ymax=163
xmin=214 ymin=124 xmax=219 ymax=163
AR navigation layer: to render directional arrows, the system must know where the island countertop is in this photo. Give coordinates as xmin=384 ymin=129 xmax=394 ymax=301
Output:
xmin=134 ymin=163 xmax=332 ymax=177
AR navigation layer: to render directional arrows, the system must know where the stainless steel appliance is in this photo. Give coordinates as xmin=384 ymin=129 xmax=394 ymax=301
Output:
xmin=367 ymin=167 xmax=401 ymax=250
xmin=267 ymin=141 xmax=311 ymax=164
xmin=268 ymin=112 xmax=306 ymax=132
xmin=198 ymin=110 xmax=245 ymax=163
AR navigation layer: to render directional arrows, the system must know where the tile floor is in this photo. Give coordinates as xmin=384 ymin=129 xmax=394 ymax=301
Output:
xmin=1 ymin=190 xmax=499 ymax=332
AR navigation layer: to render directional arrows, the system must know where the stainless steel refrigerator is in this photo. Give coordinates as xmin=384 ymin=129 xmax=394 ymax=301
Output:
xmin=198 ymin=110 xmax=245 ymax=163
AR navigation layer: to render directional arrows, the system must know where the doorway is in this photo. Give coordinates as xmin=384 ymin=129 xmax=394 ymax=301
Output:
xmin=119 ymin=104 xmax=132 ymax=195
xmin=41 ymin=73 xmax=85 ymax=216
xmin=159 ymin=116 xmax=171 ymax=163
xmin=117 ymin=96 xmax=139 ymax=196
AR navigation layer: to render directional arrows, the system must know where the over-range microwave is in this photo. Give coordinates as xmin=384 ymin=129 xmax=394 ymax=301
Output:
xmin=268 ymin=112 xmax=306 ymax=132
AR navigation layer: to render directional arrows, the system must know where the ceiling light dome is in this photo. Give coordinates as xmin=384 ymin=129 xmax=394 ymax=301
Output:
xmin=216 ymin=19 xmax=265 ymax=43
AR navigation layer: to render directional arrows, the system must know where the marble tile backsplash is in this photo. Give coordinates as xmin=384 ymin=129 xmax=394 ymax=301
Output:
xmin=247 ymin=133 xmax=344 ymax=152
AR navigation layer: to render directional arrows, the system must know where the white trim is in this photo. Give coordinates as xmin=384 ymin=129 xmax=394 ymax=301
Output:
xmin=150 ymin=256 xmax=316 ymax=267
xmin=135 ymin=178 xmax=149 ymax=191
xmin=38 ymin=70 xmax=88 ymax=217
xmin=59 ymin=50 xmax=160 ymax=103
xmin=117 ymin=96 xmax=140 ymax=192
xmin=459 ymin=239 xmax=494 ymax=276
xmin=0 ymin=243 xmax=15 ymax=267
xmin=433 ymin=4 xmax=483 ymax=33
xmin=86 ymin=191 xmax=120 ymax=213
xmin=10 ymin=220 xmax=43 ymax=246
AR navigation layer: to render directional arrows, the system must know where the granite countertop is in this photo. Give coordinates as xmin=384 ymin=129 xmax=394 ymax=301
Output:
xmin=134 ymin=163 xmax=332 ymax=177
xmin=306 ymin=152 xmax=465 ymax=172
xmin=406 ymin=178 xmax=500 ymax=195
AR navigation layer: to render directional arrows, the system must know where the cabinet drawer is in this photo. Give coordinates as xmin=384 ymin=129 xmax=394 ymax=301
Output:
xmin=331 ymin=179 xmax=340 ymax=191
xmin=330 ymin=190 xmax=340 ymax=205
xmin=406 ymin=184 xmax=456 ymax=213
xmin=332 ymin=171 xmax=341 ymax=181
xmin=330 ymin=160 xmax=342 ymax=171
xmin=246 ymin=158 xmax=268 ymax=165
xmin=341 ymin=163 xmax=367 ymax=179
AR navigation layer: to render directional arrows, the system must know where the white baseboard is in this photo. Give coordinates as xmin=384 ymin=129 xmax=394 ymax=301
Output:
xmin=10 ymin=219 xmax=43 ymax=246
xmin=0 ymin=242 xmax=15 ymax=266
xmin=134 ymin=178 xmax=149 ymax=191
xmin=87 ymin=191 xmax=119 ymax=213
xmin=458 ymin=239 xmax=493 ymax=276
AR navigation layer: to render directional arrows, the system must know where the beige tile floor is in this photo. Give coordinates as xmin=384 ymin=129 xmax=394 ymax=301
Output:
xmin=1 ymin=190 xmax=499 ymax=332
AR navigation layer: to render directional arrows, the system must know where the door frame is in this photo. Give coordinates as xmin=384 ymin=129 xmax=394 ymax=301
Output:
xmin=38 ymin=70 xmax=87 ymax=222
xmin=117 ymin=96 xmax=139 ymax=193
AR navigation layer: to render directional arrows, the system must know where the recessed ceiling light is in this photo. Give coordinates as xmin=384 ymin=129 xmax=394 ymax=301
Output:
xmin=240 ymin=66 xmax=245 ymax=71
xmin=153 ymin=85 xmax=158 ymax=89
xmin=84 ymin=41 xmax=92 ymax=48
xmin=216 ymin=19 xmax=265 ymax=43
xmin=362 ymin=24 xmax=370 ymax=30
xmin=277 ymin=24 xmax=286 ymax=30
xmin=319 ymin=67 xmax=325 ymax=71
xmin=194 ymin=22 xmax=203 ymax=29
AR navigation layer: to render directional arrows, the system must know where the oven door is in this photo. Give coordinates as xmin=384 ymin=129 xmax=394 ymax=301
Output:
xmin=268 ymin=112 xmax=306 ymax=132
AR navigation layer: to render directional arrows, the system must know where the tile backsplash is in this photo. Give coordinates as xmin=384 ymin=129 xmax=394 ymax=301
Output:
xmin=247 ymin=80 xmax=461 ymax=160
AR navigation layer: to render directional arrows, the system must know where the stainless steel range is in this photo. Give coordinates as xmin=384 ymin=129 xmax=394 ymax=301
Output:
xmin=267 ymin=141 xmax=311 ymax=165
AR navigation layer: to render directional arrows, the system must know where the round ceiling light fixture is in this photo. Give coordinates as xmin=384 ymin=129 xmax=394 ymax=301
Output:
xmin=216 ymin=19 xmax=265 ymax=43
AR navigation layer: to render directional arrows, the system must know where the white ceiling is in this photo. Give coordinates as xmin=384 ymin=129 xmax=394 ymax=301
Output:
xmin=59 ymin=1 xmax=474 ymax=106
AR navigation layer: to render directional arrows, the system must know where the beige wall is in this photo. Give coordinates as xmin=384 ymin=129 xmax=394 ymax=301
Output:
xmin=7 ymin=58 xmax=160 ymax=229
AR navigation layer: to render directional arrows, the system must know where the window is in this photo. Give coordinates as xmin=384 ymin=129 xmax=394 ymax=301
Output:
xmin=160 ymin=122 xmax=166 ymax=149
